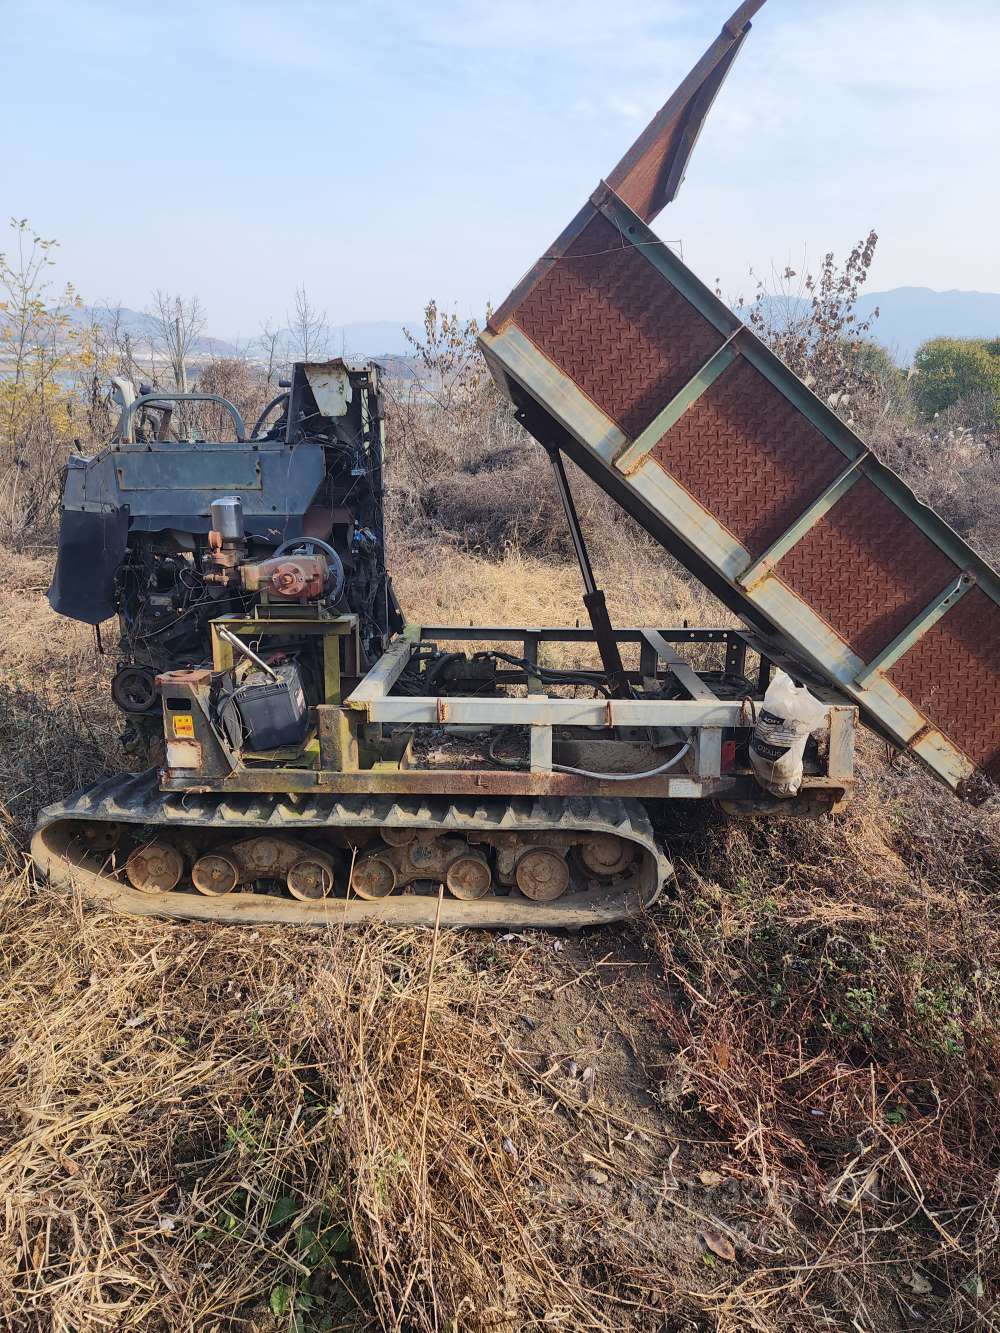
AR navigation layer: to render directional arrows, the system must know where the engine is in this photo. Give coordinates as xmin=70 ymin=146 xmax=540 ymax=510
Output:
xmin=48 ymin=360 xmax=402 ymax=749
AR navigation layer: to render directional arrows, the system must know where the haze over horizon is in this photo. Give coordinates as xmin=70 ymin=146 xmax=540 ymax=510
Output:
xmin=6 ymin=0 xmax=997 ymax=340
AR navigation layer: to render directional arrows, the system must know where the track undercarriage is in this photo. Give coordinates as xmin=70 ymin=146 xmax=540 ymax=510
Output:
xmin=33 ymin=775 xmax=665 ymax=928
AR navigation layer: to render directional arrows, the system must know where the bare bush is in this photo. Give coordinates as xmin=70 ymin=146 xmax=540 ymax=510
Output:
xmin=734 ymin=231 xmax=886 ymax=406
xmin=859 ymin=410 xmax=1000 ymax=567
xmin=650 ymin=741 xmax=1000 ymax=1327
xmin=195 ymin=354 xmax=274 ymax=441
xmin=147 ymin=291 xmax=205 ymax=393
xmin=384 ymin=300 xmax=666 ymax=568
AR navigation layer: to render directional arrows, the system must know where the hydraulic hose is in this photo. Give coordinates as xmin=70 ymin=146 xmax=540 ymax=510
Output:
xmin=488 ymin=730 xmax=692 ymax=780
xmin=552 ymin=742 xmax=692 ymax=781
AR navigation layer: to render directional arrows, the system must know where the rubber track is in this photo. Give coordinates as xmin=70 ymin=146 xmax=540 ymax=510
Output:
xmin=31 ymin=770 xmax=670 ymax=929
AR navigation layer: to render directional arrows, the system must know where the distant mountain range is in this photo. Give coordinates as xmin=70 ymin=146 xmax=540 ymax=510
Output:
xmin=70 ymin=288 xmax=1000 ymax=368
xmin=753 ymin=288 xmax=1000 ymax=365
xmin=69 ymin=307 xmax=417 ymax=361
xmin=854 ymin=289 xmax=1000 ymax=363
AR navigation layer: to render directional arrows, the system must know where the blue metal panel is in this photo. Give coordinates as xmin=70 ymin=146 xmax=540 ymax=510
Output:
xmin=61 ymin=442 xmax=327 ymax=535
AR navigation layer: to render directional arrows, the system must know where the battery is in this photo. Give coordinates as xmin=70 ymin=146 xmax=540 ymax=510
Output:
xmin=235 ymin=662 xmax=309 ymax=750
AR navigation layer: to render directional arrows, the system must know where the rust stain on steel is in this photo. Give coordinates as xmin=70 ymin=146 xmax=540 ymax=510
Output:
xmin=605 ymin=2 xmax=765 ymax=224
xmin=480 ymin=0 xmax=1000 ymax=794
xmin=313 ymin=768 xmax=695 ymax=797
xmin=156 ymin=668 xmax=211 ymax=686
xmin=906 ymin=722 xmax=938 ymax=750
xmin=775 ymin=478 xmax=959 ymax=663
xmin=176 ymin=767 xmax=709 ymax=798
xmin=486 ymin=4 xmax=764 ymax=332
xmin=650 ymin=357 xmax=846 ymax=557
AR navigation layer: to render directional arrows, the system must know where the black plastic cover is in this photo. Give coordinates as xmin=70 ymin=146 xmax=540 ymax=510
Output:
xmin=47 ymin=508 xmax=130 ymax=625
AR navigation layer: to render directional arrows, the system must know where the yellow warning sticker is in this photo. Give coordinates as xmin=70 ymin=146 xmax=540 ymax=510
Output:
xmin=172 ymin=714 xmax=195 ymax=738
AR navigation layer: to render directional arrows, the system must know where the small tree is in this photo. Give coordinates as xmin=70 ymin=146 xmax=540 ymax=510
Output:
xmin=196 ymin=354 xmax=272 ymax=440
xmin=911 ymin=337 xmax=1000 ymax=425
xmin=402 ymin=300 xmax=489 ymax=411
xmin=257 ymin=319 xmax=287 ymax=388
xmin=148 ymin=291 xmax=205 ymax=392
xmin=288 ymin=286 xmax=328 ymax=362
xmin=0 ymin=219 xmax=80 ymax=538
xmin=74 ymin=304 xmax=148 ymax=443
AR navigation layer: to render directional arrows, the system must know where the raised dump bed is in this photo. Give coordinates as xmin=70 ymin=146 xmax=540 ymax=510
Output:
xmin=480 ymin=3 xmax=1000 ymax=796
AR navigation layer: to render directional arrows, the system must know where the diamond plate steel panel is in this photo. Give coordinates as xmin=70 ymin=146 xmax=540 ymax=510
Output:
xmin=650 ymin=357 xmax=847 ymax=556
xmin=888 ymin=588 xmax=1000 ymax=779
xmin=775 ymin=479 xmax=960 ymax=663
xmin=513 ymin=212 xmax=723 ymax=439
xmin=485 ymin=183 xmax=1000 ymax=790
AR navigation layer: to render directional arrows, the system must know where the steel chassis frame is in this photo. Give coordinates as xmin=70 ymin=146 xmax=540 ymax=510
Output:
xmin=160 ymin=619 xmax=856 ymax=809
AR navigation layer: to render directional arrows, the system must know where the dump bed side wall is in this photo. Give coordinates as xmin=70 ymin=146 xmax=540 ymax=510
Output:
xmin=482 ymin=186 xmax=1000 ymax=793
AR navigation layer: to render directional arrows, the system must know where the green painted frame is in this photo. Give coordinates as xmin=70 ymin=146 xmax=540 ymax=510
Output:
xmin=854 ymin=573 xmax=976 ymax=687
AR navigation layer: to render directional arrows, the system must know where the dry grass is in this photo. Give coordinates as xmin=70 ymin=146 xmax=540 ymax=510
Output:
xmin=391 ymin=534 xmax=727 ymax=676
xmin=647 ymin=741 xmax=1000 ymax=1328
xmin=0 ymin=546 xmax=742 ymax=1332
xmin=1 ymin=474 xmax=999 ymax=1328
xmin=0 ymin=874 xmax=629 ymax=1331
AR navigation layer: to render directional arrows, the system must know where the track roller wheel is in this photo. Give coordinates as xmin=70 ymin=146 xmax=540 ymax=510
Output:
xmin=578 ymin=834 xmax=635 ymax=879
xmin=445 ymin=853 xmax=493 ymax=900
xmin=192 ymin=853 xmax=239 ymax=896
xmin=287 ymin=852 xmax=336 ymax=901
xmin=515 ymin=848 xmax=570 ymax=902
xmin=126 ymin=841 xmax=184 ymax=894
xmin=351 ymin=854 xmax=396 ymax=900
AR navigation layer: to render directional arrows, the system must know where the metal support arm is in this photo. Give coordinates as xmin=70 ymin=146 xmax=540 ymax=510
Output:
xmin=546 ymin=446 xmax=632 ymax=699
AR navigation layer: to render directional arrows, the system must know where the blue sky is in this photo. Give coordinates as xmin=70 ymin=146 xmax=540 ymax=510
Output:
xmin=5 ymin=0 xmax=996 ymax=339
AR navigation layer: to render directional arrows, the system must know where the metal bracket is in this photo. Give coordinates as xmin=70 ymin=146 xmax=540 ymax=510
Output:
xmin=854 ymin=572 xmax=976 ymax=687
xmin=119 ymin=391 xmax=247 ymax=443
xmin=640 ymin=629 xmax=718 ymax=701
xmin=546 ymin=446 xmax=633 ymax=698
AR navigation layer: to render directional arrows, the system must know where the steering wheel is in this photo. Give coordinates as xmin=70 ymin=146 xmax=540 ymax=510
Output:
xmin=271 ymin=537 xmax=346 ymax=603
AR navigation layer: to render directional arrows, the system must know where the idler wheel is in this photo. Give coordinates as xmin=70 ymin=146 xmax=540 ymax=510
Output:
xmin=514 ymin=848 xmax=570 ymax=902
xmin=381 ymin=827 xmax=416 ymax=847
xmin=350 ymin=854 xmax=396 ymax=900
xmin=578 ymin=834 xmax=634 ymax=879
xmin=78 ymin=822 xmax=123 ymax=853
xmin=445 ymin=853 xmax=493 ymax=901
xmin=125 ymin=841 xmax=184 ymax=894
xmin=192 ymin=853 xmax=239 ymax=896
xmin=287 ymin=854 xmax=336 ymax=901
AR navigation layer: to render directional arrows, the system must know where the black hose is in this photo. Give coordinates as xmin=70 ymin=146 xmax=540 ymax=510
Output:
xmin=423 ymin=652 xmax=466 ymax=689
xmin=250 ymin=392 xmax=289 ymax=440
xmin=474 ymin=650 xmax=612 ymax=697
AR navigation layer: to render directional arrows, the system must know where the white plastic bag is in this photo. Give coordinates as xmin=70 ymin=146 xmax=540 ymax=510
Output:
xmin=749 ymin=670 xmax=829 ymax=798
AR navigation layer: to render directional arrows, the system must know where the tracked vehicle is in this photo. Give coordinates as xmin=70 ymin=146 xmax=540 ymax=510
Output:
xmin=33 ymin=1 xmax=1000 ymax=926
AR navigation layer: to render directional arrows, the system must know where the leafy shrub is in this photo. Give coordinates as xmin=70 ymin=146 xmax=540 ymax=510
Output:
xmin=912 ymin=337 xmax=1000 ymax=424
